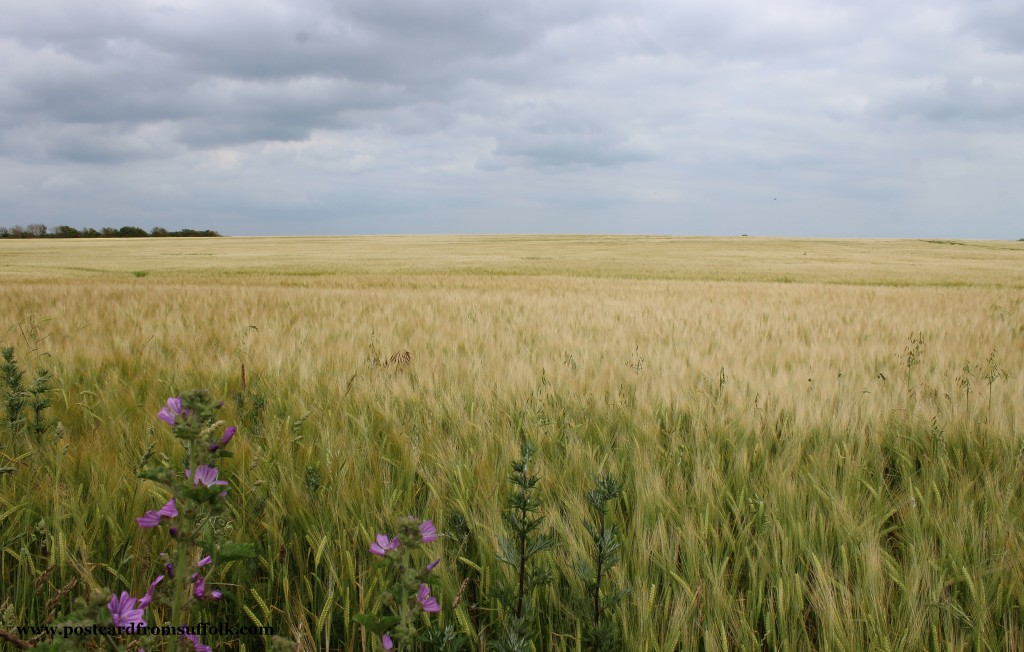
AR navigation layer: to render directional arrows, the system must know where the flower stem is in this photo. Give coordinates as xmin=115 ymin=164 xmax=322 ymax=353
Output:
xmin=169 ymin=529 xmax=189 ymax=652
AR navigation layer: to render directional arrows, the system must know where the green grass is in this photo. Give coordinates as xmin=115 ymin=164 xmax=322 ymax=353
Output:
xmin=3 ymin=361 xmax=1023 ymax=650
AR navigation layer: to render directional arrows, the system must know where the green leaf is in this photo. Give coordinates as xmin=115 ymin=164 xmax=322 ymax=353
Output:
xmin=138 ymin=466 xmax=173 ymax=482
xmin=181 ymin=485 xmax=228 ymax=503
xmin=352 ymin=613 xmax=400 ymax=634
xmin=216 ymin=542 xmax=257 ymax=562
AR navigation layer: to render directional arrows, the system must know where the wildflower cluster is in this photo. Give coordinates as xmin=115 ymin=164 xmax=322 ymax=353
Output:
xmin=357 ymin=517 xmax=442 ymax=650
xmin=122 ymin=390 xmax=253 ymax=652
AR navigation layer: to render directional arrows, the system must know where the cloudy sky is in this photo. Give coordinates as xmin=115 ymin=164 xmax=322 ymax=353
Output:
xmin=1 ymin=0 xmax=1022 ymax=237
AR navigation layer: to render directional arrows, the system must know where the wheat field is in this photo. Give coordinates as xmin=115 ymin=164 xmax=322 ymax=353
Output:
xmin=1 ymin=235 xmax=1023 ymax=650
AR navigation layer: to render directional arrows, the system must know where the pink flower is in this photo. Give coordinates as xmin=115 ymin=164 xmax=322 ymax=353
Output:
xmin=382 ymin=633 xmax=394 ymax=650
xmin=186 ymin=465 xmax=228 ymax=488
xmin=369 ymin=534 xmax=399 ymax=556
xmin=107 ymin=592 xmax=146 ymax=628
xmin=419 ymin=520 xmax=437 ymax=543
xmin=191 ymin=573 xmax=222 ymax=601
xmin=183 ymin=633 xmax=212 ymax=652
xmin=417 ymin=583 xmax=440 ymax=613
xmin=210 ymin=426 xmax=236 ymax=451
xmin=136 ymin=498 xmax=178 ymax=528
xmin=138 ymin=575 xmax=164 ymax=609
xmin=157 ymin=397 xmax=184 ymax=426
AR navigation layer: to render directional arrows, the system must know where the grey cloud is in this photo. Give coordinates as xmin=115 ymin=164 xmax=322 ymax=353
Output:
xmin=1 ymin=0 xmax=1023 ymax=238
xmin=486 ymin=134 xmax=651 ymax=169
xmin=44 ymin=123 xmax=181 ymax=164
xmin=869 ymin=76 xmax=1024 ymax=126
xmin=482 ymin=103 xmax=653 ymax=169
xmin=0 ymin=0 xmax=609 ymax=162
xmin=962 ymin=0 xmax=1024 ymax=52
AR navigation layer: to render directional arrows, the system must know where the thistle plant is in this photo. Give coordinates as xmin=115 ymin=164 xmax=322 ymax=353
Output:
xmin=28 ymin=366 xmax=52 ymax=438
xmin=578 ymin=474 xmax=625 ymax=652
xmin=492 ymin=440 xmax=554 ymax=652
xmin=356 ymin=516 xmax=442 ymax=650
xmin=2 ymin=346 xmax=27 ymax=437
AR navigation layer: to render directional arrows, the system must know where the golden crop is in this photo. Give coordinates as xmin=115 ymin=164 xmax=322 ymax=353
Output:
xmin=2 ymin=235 xmax=1023 ymax=650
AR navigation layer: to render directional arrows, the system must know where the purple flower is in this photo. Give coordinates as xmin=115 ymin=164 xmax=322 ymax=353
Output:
xmin=186 ymin=465 xmax=228 ymax=488
xmin=136 ymin=498 xmax=178 ymax=528
xmin=417 ymin=583 xmax=440 ymax=613
xmin=369 ymin=534 xmax=400 ymax=556
xmin=158 ymin=498 xmax=178 ymax=517
xmin=107 ymin=592 xmax=146 ymax=628
xmin=420 ymin=520 xmax=437 ymax=543
xmin=157 ymin=397 xmax=184 ymax=426
xmin=190 ymin=573 xmax=221 ymax=600
xmin=138 ymin=575 xmax=164 ymax=609
xmin=425 ymin=558 xmax=441 ymax=573
xmin=382 ymin=633 xmax=394 ymax=650
xmin=183 ymin=633 xmax=212 ymax=652
xmin=135 ymin=512 xmax=161 ymax=528
xmin=198 ymin=555 xmax=212 ymax=568
xmin=210 ymin=426 xmax=236 ymax=452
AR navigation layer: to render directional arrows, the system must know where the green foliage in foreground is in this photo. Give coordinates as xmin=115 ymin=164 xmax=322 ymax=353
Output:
xmin=1 ymin=351 xmax=1023 ymax=651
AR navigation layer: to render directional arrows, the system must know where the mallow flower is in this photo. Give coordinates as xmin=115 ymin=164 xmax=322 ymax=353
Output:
xmin=191 ymin=573 xmax=222 ymax=601
xmin=138 ymin=575 xmax=164 ymax=609
xmin=370 ymin=534 xmax=400 ymax=556
xmin=419 ymin=520 xmax=437 ymax=543
xmin=183 ymin=633 xmax=212 ymax=652
xmin=186 ymin=465 xmax=228 ymax=488
xmin=107 ymin=592 xmax=147 ymax=628
xmin=417 ymin=583 xmax=440 ymax=613
xmin=157 ymin=397 xmax=184 ymax=426
xmin=382 ymin=633 xmax=394 ymax=650
xmin=209 ymin=426 xmax=236 ymax=452
xmin=136 ymin=498 xmax=178 ymax=528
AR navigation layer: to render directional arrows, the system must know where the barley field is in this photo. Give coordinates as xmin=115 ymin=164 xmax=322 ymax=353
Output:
xmin=1 ymin=235 xmax=1023 ymax=651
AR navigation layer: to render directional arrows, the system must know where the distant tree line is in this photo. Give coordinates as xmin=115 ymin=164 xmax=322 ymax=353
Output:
xmin=0 ymin=224 xmax=221 ymax=239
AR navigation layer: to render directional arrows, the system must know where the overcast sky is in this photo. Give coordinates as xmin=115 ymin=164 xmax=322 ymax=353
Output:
xmin=1 ymin=0 xmax=1022 ymax=237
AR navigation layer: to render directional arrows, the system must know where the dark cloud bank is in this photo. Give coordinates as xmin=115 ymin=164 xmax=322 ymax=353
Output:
xmin=1 ymin=0 xmax=1022 ymax=237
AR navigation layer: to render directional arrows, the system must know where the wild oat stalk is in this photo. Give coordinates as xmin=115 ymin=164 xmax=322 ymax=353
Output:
xmin=956 ymin=360 xmax=976 ymax=418
xmin=983 ymin=350 xmax=1004 ymax=421
xmin=903 ymin=333 xmax=925 ymax=394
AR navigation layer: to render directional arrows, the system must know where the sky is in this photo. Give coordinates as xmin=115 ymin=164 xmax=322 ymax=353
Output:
xmin=1 ymin=0 xmax=1023 ymax=238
